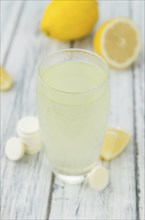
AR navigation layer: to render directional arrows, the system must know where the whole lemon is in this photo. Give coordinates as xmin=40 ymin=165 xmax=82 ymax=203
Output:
xmin=41 ymin=0 xmax=99 ymax=41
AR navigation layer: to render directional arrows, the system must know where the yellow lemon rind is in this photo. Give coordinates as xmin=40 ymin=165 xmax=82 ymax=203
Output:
xmin=41 ymin=1 xmax=99 ymax=41
xmin=0 ymin=67 xmax=14 ymax=91
xmin=0 ymin=79 xmax=13 ymax=91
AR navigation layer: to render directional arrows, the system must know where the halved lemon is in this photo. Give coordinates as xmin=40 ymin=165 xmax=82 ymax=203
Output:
xmin=0 ymin=67 xmax=13 ymax=91
xmin=94 ymin=17 xmax=141 ymax=69
xmin=100 ymin=128 xmax=131 ymax=161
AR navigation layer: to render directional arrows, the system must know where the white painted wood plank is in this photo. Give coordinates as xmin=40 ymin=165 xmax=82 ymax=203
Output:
xmin=1 ymin=1 xmax=69 ymax=219
xmin=1 ymin=1 xmax=24 ymax=64
xmin=49 ymin=1 xmax=140 ymax=219
xmin=132 ymin=1 xmax=145 ymax=219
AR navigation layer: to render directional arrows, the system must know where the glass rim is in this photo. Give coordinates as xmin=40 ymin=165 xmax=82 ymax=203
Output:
xmin=38 ymin=48 xmax=110 ymax=95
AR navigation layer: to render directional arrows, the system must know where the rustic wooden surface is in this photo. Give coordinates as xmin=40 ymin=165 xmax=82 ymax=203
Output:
xmin=1 ymin=1 xmax=144 ymax=220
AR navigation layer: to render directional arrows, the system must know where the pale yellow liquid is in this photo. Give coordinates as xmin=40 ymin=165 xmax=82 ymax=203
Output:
xmin=37 ymin=62 xmax=109 ymax=175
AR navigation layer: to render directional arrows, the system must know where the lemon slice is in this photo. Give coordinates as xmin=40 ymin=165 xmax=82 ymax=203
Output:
xmin=0 ymin=66 xmax=13 ymax=91
xmin=101 ymin=128 xmax=131 ymax=161
xmin=94 ymin=17 xmax=141 ymax=69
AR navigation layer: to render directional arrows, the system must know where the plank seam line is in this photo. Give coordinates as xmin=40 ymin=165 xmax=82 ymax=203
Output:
xmin=46 ymin=173 xmax=55 ymax=220
xmin=2 ymin=1 xmax=25 ymax=66
xmin=74 ymin=181 xmax=85 ymax=216
xmin=132 ymin=66 xmax=140 ymax=220
xmin=129 ymin=3 xmax=141 ymax=220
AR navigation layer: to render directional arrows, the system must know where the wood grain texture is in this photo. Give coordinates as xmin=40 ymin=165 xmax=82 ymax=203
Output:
xmin=1 ymin=1 xmax=24 ymax=65
xmin=131 ymin=1 xmax=145 ymax=219
xmin=1 ymin=0 xmax=144 ymax=220
xmin=1 ymin=1 xmax=69 ymax=219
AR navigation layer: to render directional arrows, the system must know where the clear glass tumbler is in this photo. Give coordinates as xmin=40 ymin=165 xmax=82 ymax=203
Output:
xmin=37 ymin=49 xmax=110 ymax=184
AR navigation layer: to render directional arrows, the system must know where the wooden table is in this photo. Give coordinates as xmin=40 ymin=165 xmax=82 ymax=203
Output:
xmin=1 ymin=1 xmax=144 ymax=220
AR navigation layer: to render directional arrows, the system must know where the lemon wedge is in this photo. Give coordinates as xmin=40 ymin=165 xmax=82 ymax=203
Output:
xmin=0 ymin=66 xmax=13 ymax=91
xmin=101 ymin=128 xmax=131 ymax=161
xmin=94 ymin=17 xmax=141 ymax=69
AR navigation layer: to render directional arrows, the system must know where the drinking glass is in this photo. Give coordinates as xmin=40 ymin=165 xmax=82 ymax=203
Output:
xmin=37 ymin=49 xmax=110 ymax=184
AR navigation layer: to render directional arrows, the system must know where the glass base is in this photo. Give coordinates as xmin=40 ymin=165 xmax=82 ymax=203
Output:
xmin=53 ymin=170 xmax=86 ymax=184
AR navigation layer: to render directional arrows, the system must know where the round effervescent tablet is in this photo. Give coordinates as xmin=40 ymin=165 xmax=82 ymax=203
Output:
xmin=21 ymin=132 xmax=42 ymax=155
xmin=5 ymin=137 xmax=25 ymax=161
xmin=88 ymin=166 xmax=109 ymax=191
xmin=17 ymin=116 xmax=39 ymax=136
xmin=17 ymin=116 xmax=42 ymax=155
xmin=25 ymin=145 xmax=41 ymax=155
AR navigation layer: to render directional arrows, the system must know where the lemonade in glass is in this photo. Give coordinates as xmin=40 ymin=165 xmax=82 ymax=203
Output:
xmin=37 ymin=49 xmax=110 ymax=183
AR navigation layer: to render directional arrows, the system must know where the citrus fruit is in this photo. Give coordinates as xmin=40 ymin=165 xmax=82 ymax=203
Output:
xmin=41 ymin=1 xmax=99 ymax=41
xmin=0 ymin=66 xmax=13 ymax=91
xmin=100 ymin=128 xmax=131 ymax=161
xmin=94 ymin=17 xmax=141 ymax=69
